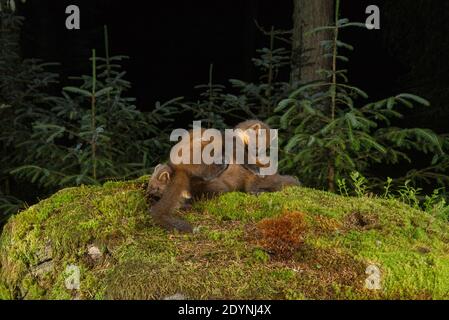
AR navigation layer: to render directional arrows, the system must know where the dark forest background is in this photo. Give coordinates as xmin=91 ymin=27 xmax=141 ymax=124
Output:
xmin=20 ymin=0 xmax=448 ymax=130
xmin=1 ymin=0 xmax=449 ymax=224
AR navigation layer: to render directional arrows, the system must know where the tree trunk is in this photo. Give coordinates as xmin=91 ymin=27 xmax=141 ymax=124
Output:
xmin=291 ymin=0 xmax=334 ymax=85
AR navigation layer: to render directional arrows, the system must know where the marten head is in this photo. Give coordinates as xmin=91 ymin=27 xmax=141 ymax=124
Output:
xmin=234 ymin=120 xmax=274 ymax=171
xmin=147 ymin=164 xmax=192 ymax=200
xmin=147 ymin=164 xmax=172 ymax=199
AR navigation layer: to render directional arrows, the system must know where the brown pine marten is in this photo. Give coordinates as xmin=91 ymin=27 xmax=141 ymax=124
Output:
xmin=147 ymin=163 xmax=299 ymax=201
xmin=148 ymin=120 xmax=299 ymax=232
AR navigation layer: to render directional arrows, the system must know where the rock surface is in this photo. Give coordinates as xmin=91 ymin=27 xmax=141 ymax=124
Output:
xmin=1 ymin=176 xmax=449 ymax=300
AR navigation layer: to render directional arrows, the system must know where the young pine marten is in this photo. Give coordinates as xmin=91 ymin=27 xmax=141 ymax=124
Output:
xmin=149 ymin=120 xmax=298 ymax=233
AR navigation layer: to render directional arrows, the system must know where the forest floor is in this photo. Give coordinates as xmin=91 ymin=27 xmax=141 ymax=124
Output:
xmin=1 ymin=177 xmax=449 ymax=300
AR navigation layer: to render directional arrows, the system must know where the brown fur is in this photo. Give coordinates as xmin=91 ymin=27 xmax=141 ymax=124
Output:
xmin=149 ymin=120 xmax=293 ymax=233
xmin=149 ymin=163 xmax=299 ymax=199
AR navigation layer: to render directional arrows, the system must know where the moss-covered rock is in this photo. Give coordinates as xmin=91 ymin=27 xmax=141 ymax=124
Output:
xmin=1 ymin=177 xmax=449 ymax=300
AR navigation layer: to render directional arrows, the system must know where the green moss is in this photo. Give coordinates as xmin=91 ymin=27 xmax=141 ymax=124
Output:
xmin=1 ymin=179 xmax=449 ymax=300
xmin=0 ymin=281 xmax=12 ymax=300
xmin=252 ymin=249 xmax=271 ymax=264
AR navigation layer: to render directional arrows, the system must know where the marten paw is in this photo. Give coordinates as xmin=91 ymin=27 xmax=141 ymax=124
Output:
xmin=152 ymin=213 xmax=193 ymax=233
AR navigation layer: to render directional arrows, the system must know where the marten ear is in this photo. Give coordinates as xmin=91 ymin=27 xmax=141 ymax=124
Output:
xmin=249 ymin=123 xmax=262 ymax=132
xmin=159 ymin=171 xmax=171 ymax=182
xmin=243 ymin=123 xmax=265 ymax=145
xmin=153 ymin=164 xmax=163 ymax=173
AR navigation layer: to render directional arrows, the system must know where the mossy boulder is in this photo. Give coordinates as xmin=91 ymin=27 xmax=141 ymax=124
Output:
xmin=1 ymin=177 xmax=449 ymax=300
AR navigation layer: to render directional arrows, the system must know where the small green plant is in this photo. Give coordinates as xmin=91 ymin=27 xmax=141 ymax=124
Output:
xmin=340 ymin=173 xmax=449 ymax=217
xmin=350 ymin=172 xmax=369 ymax=197
xmin=422 ymin=188 xmax=447 ymax=214
xmin=337 ymin=172 xmax=370 ymax=197
xmin=336 ymin=178 xmax=349 ymax=197
xmin=382 ymin=177 xmax=394 ymax=199
xmin=397 ymin=181 xmax=421 ymax=209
